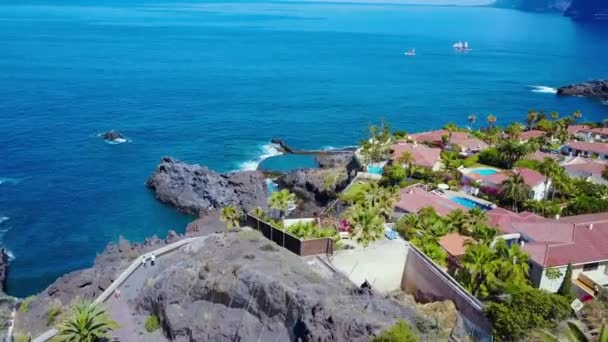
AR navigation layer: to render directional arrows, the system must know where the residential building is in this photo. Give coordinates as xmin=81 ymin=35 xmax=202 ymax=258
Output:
xmin=488 ymin=208 xmax=608 ymax=297
xmin=561 ymin=156 xmax=608 ymax=185
xmin=408 ymin=130 xmax=488 ymax=155
xmin=439 ymin=232 xmax=473 ymax=262
xmin=461 ymin=167 xmax=550 ymax=201
xmin=394 ymin=186 xmax=466 ymax=217
xmin=527 ymin=150 xmax=562 ymax=163
xmin=390 ymin=142 xmax=443 ymax=171
xmin=518 ymin=129 xmax=545 ymax=142
xmin=570 ymin=126 xmax=608 ymax=142
xmin=562 ymin=141 xmax=608 ymax=160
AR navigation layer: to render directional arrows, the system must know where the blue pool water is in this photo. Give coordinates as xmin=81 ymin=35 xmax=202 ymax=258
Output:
xmin=470 ymin=168 xmax=498 ymax=176
xmin=450 ymin=196 xmax=491 ymax=210
xmin=1 ymin=0 xmax=608 ymax=296
xmin=367 ymin=165 xmax=384 ymax=175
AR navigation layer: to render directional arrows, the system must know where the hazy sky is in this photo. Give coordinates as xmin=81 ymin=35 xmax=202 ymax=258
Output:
xmin=294 ymin=0 xmax=494 ymax=5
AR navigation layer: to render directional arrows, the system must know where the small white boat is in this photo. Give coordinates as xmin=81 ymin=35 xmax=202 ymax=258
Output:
xmin=404 ymin=48 xmax=416 ymax=56
xmin=453 ymin=41 xmax=472 ymax=51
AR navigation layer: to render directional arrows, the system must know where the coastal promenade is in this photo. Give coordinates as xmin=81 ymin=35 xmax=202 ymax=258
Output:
xmin=31 ymin=236 xmax=209 ymax=342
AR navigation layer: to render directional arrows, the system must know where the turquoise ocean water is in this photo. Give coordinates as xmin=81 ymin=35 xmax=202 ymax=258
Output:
xmin=1 ymin=0 xmax=607 ymax=296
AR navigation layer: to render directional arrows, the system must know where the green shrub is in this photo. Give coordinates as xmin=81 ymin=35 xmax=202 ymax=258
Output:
xmin=484 ymin=285 xmax=570 ymax=341
xmin=14 ymin=333 xmax=31 ymax=342
xmin=237 ymin=229 xmax=261 ymax=241
xmin=462 ymin=154 xmax=479 ymax=168
xmin=144 ymin=315 xmax=161 ymax=333
xmin=19 ymin=295 xmax=36 ymax=313
xmin=515 ymin=158 xmax=540 ymax=170
xmin=371 ymin=320 xmax=419 ymax=342
xmin=45 ymin=302 xmax=63 ymax=326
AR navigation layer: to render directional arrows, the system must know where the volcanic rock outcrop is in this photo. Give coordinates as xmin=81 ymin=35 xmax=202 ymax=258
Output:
xmin=135 ymin=232 xmax=444 ymax=341
xmin=147 ymin=157 xmax=268 ymax=215
xmin=557 ymin=79 xmax=608 ymax=100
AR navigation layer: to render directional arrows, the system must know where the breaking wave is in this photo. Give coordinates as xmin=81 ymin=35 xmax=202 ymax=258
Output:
xmin=0 ymin=217 xmax=8 ymax=225
xmin=529 ymin=85 xmax=557 ymax=94
xmin=238 ymin=143 xmax=282 ymax=171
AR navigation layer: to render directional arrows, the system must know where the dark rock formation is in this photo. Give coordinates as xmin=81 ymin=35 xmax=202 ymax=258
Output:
xmin=277 ymin=164 xmax=356 ymax=210
xmin=13 ymin=231 xmax=193 ymax=336
xmin=494 ymin=0 xmax=571 ymax=12
xmin=565 ymin=0 xmax=608 ymax=20
xmin=557 ymin=79 xmax=608 ymax=100
xmin=135 ymin=232 xmax=442 ymax=341
xmin=100 ymin=130 xmax=125 ymax=142
xmin=315 ymin=151 xmax=356 ymax=169
xmin=147 ymin=157 xmax=268 ymax=215
xmin=0 ymin=248 xmax=7 ymax=293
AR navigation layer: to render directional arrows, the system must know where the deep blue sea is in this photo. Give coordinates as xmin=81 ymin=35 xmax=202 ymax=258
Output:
xmin=1 ymin=0 xmax=607 ymax=297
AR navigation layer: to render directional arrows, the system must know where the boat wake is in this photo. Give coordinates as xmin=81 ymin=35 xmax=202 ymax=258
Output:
xmin=0 ymin=177 xmax=19 ymax=186
xmin=238 ymin=143 xmax=283 ymax=171
xmin=529 ymin=85 xmax=557 ymax=94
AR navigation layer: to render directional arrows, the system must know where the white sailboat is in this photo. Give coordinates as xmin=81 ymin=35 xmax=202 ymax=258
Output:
xmin=404 ymin=48 xmax=416 ymax=56
xmin=453 ymin=41 xmax=472 ymax=51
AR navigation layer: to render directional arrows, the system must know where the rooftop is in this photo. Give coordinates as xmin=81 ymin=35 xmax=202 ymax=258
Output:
xmin=439 ymin=232 xmax=473 ymax=258
xmin=469 ymin=167 xmax=546 ymax=187
xmin=390 ymin=142 xmax=441 ymax=169
xmin=489 ymin=208 xmax=608 ymax=267
xmin=519 ymin=130 xmax=545 ymax=140
xmin=528 ymin=150 xmax=561 ymax=162
xmin=409 ymin=130 xmax=488 ymax=151
xmin=395 ymin=186 xmax=466 ymax=216
xmin=562 ymin=157 xmax=607 ymax=176
xmin=567 ymin=141 xmax=608 ymax=155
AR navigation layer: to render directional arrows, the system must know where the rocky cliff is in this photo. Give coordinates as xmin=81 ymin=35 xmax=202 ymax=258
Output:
xmin=564 ymin=0 xmax=608 ymax=20
xmin=557 ymin=79 xmax=608 ymax=100
xmin=0 ymin=248 xmax=7 ymax=293
xmin=135 ymin=232 xmax=446 ymax=341
xmin=494 ymin=0 xmax=571 ymax=12
xmin=147 ymin=157 xmax=268 ymax=215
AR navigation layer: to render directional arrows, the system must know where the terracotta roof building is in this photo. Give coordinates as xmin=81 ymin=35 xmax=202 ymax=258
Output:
xmin=394 ymin=186 xmax=466 ymax=216
xmin=561 ymin=157 xmax=608 ymax=185
xmin=563 ymin=141 xmax=608 ymax=160
xmin=408 ymin=130 xmax=488 ymax=155
xmin=390 ymin=142 xmax=442 ymax=171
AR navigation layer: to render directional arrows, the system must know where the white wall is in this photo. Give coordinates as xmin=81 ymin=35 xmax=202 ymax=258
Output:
xmin=531 ymin=180 xmax=551 ymax=201
xmin=536 ymin=262 xmax=608 ymax=293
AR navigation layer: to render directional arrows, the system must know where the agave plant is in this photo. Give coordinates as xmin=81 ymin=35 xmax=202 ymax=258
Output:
xmin=56 ymin=301 xmax=119 ymax=342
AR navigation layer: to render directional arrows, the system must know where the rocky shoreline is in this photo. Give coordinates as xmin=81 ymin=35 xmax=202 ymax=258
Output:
xmin=557 ymin=79 xmax=608 ymax=100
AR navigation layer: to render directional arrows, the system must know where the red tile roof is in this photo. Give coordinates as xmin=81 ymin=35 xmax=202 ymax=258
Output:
xmin=579 ymin=127 xmax=608 ymax=136
xmin=390 ymin=143 xmax=441 ymax=169
xmin=474 ymin=168 xmax=545 ymax=188
xmin=489 ymin=208 xmax=608 ymax=267
xmin=568 ymin=125 xmax=591 ymax=134
xmin=409 ymin=130 xmax=488 ymax=151
xmin=528 ymin=151 xmax=561 ymax=162
xmin=439 ymin=233 xmax=473 ymax=258
xmin=519 ymin=130 xmax=545 ymax=140
xmin=395 ymin=187 xmax=466 ymax=216
xmin=567 ymin=141 xmax=608 ymax=155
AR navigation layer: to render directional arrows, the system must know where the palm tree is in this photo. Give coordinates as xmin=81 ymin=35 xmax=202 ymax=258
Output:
xmin=550 ymin=111 xmax=559 ymax=120
xmin=472 ymin=225 xmax=497 ymax=246
xmin=457 ymin=244 xmax=497 ymax=298
xmin=538 ymin=157 xmax=559 ymax=200
xmin=397 ymin=150 xmax=413 ymax=167
xmin=348 ymin=206 xmax=385 ymax=247
xmin=500 ymin=173 xmax=531 ymax=212
xmin=466 ymin=207 xmax=488 ymax=230
xmin=251 ymin=206 xmax=267 ymax=220
xmin=526 ymin=110 xmax=538 ymax=129
xmin=220 ymin=205 xmax=243 ymax=231
xmin=56 ymin=301 xmax=119 ymax=342
xmin=572 ymin=110 xmax=582 ymax=123
xmin=494 ymin=239 xmax=530 ymax=285
xmin=487 ymin=114 xmax=497 ymax=127
xmin=506 ymin=123 xmax=523 ymax=140
xmin=268 ymin=189 xmax=295 ymax=218
xmin=444 ymin=123 xmax=458 ymax=144
xmin=468 ymin=114 xmax=477 ymax=130
xmin=446 ymin=209 xmax=467 ymax=234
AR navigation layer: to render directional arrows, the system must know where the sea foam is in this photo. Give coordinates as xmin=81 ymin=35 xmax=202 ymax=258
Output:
xmin=0 ymin=217 xmax=8 ymax=225
xmin=529 ymin=85 xmax=557 ymax=94
xmin=238 ymin=143 xmax=282 ymax=171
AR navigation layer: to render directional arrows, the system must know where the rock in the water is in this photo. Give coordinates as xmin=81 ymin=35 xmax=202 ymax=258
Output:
xmin=557 ymin=79 xmax=608 ymax=99
xmin=0 ymin=248 xmax=8 ymax=293
xmin=135 ymin=232 xmax=440 ymax=341
xmin=100 ymin=130 xmax=126 ymax=142
xmin=147 ymin=157 xmax=268 ymax=215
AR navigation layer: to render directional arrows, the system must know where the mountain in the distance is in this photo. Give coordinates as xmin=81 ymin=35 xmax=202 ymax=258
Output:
xmin=494 ymin=0 xmax=571 ymax=12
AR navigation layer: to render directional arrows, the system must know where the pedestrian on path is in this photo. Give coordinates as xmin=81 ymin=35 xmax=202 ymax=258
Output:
xmin=114 ymin=289 xmax=121 ymax=300
xmin=150 ymin=253 xmax=156 ymax=267
xmin=142 ymin=255 xmax=147 ymax=268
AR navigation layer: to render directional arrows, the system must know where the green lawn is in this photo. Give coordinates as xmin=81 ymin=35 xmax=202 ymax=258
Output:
xmin=340 ymin=181 xmax=367 ymax=203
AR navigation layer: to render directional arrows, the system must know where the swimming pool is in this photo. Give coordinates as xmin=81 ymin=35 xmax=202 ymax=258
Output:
xmin=470 ymin=168 xmax=498 ymax=176
xmin=450 ymin=196 xmax=491 ymax=210
xmin=367 ymin=165 xmax=384 ymax=175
